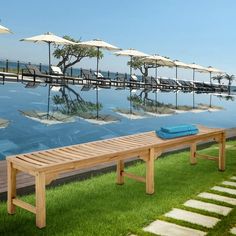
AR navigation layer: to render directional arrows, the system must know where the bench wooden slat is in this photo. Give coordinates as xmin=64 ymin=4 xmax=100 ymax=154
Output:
xmin=20 ymin=155 xmax=48 ymax=166
xmin=46 ymin=150 xmax=83 ymax=160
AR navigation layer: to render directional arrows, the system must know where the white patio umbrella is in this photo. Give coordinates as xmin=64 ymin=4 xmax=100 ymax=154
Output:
xmin=114 ymin=49 xmax=149 ymax=114
xmin=142 ymin=54 xmax=175 ymax=80
xmin=0 ymin=24 xmax=11 ymax=34
xmin=77 ymin=39 xmax=120 ymax=119
xmin=173 ymin=60 xmax=192 ymax=80
xmin=188 ymin=63 xmax=208 ymax=82
xmin=21 ymin=32 xmax=75 ymax=118
xmin=142 ymin=55 xmax=175 ymax=112
xmin=198 ymin=66 xmax=224 ymax=83
xmin=21 ymin=32 xmax=75 ymax=74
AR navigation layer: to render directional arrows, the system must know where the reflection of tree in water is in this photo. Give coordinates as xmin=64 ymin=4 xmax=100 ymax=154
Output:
xmin=128 ymin=94 xmax=175 ymax=114
xmin=52 ymin=85 xmax=102 ymax=118
xmin=128 ymin=93 xmax=222 ymax=113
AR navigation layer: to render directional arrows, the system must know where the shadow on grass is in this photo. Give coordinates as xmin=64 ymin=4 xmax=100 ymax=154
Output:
xmin=0 ymin=142 xmax=235 ymax=236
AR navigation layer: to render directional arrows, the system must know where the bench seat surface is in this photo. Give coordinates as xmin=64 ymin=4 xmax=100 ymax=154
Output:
xmin=7 ymin=126 xmax=223 ymax=172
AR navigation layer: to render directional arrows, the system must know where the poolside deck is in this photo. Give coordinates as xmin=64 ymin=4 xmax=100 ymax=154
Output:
xmin=1 ymin=74 xmax=229 ymax=94
xmin=0 ymin=128 xmax=235 ymax=201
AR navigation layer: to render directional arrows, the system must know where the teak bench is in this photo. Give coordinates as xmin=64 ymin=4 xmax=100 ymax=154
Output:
xmin=7 ymin=126 xmax=226 ymax=228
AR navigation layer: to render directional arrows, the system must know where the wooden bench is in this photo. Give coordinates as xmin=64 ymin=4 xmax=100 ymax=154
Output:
xmin=7 ymin=126 xmax=226 ymax=228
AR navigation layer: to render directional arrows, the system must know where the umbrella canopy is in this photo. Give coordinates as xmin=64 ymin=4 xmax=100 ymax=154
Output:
xmin=142 ymin=54 xmax=175 ymax=67
xmin=114 ymin=48 xmax=149 ymax=58
xmin=205 ymin=66 xmax=224 ymax=74
xmin=21 ymin=32 xmax=74 ymax=45
xmin=188 ymin=63 xmax=208 ymax=72
xmin=77 ymin=39 xmax=119 ymax=51
xmin=0 ymin=24 xmax=11 ymax=34
xmin=173 ymin=60 xmax=191 ymax=69
xmin=77 ymin=39 xmax=120 ymax=119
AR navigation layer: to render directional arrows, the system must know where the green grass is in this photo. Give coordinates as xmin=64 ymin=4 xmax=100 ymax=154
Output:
xmin=0 ymin=141 xmax=236 ymax=236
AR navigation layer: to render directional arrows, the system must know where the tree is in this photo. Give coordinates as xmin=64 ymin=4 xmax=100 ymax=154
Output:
xmin=53 ymin=36 xmax=103 ymax=74
xmin=224 ymin=74 xmax=235 ymax=93
xmin=212 ymin=75 xmax=224 ymax=85
xmin=128 ymin=57 xmax=157 ymax=81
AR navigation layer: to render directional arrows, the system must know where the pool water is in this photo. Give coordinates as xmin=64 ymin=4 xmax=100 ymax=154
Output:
xmin=0 ymin=82 xmax=235 ymax=160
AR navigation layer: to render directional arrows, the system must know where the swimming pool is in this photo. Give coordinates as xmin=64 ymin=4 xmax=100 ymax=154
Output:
xmin=0 ymin=82 xmax=235 ymax=160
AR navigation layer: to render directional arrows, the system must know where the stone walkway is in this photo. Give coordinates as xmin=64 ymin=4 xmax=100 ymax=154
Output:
xmin=142 ymin=176 xmax=236 ymax=236
xmin=230 ymin=227 xmax=236 ymax=235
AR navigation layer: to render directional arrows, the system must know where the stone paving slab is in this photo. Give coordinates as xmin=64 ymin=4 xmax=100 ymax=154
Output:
xmin=212 ymin=186 xmax=236 ymax=195
xmin=230 ymin=176 xmax=236 ymax=181
xmin=165 ymin=208 xmax=220 ymax=228
xmin=183 ymin=199 xmax=232 ymax=216
xmin=222 ymin=181 xmax=236 ymax=187
xmin=143 ymin=219 xmax=206 ymax=236
xmin=230 ymin=227 xmax=236 ymax=235
xmin=198 ymin=192 xmax=236 ymax=205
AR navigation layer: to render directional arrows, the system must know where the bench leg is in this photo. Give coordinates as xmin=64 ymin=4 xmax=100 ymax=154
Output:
xmin=7 ymin=161 xmax=16 ymax=215
xmin=116 ymin=160 xmax=124 ymax=185
xmin=190 ymin=143 xmax=197 ymax=165
xmin=35 ymin=172 xmax=46 ymax=228
xmin=146 ymin=148 xmax=155 ymax=195
xmin=219 ymin=133 xmax=226 ymax=171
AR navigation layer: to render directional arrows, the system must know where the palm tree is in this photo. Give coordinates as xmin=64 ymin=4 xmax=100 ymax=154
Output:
xmin=224 ymin=74 xmax=235 ymax=93
xmin=212 ymin=75 xmax=224 ymax=85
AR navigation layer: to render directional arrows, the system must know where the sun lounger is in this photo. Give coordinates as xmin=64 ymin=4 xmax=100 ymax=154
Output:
xmin=0 ymin=71 xmax=18 ymax=84
xmin=22 ymin=65 xmax=62 ymax=83
xmin=7 ymin=125 xmax=225 ymax=228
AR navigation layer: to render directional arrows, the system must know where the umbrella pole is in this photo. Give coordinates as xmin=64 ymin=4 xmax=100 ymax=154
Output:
xmin=129 ymin=56 xmax=133 ymax=115
xmin=175 ymin=66 xmax=178 ymax=81
xmin=47 ymin=42 xmax=52 ymax=119
xmin=96 ymin=47 xmax=99 ymax=119
xmin=210 ymin=94 xmax=212 ymax=108
xmin=175 ymin=66 xmax=178 ymax=109
xmin=48 ymin=42 xmax=51 ymax=74
xmin=192 ymin=68 xmax=195 ymax=109
xmin=155 ymin=61 xmax=158 ymax=113
xmin=210 ymin=72 xmax=212 ymax=84
xmin=47 ymin=84 xmax=51 ymax=119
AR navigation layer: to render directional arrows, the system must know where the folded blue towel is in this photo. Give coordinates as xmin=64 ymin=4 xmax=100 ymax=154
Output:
xmin=161 ymin=124 xmax=198 ymax=134
xmin=156 ymin=129 xmax=199 ymax=139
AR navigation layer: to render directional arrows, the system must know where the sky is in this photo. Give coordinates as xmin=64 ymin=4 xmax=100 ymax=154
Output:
xmin=1 ymin=0 xmax=236 ymax=84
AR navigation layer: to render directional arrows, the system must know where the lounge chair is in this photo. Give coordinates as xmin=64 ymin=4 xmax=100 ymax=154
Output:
xmin=7 ymin=126 xmax=225 ymax=228
xmin=81 ymin=69 xmax=111 ymax=88
xmin=22 ymin=65 xmax=62 ymax=84
xmin=51 ymin=66 xmax=83 ymax=85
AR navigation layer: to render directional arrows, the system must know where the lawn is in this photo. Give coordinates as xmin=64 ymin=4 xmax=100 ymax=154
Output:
xmin=0 ymin=141 xmax=235 ymax=236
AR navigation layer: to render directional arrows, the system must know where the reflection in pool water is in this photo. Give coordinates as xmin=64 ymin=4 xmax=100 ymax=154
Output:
xmin=0 ymin=82 xmax=235 ymax=160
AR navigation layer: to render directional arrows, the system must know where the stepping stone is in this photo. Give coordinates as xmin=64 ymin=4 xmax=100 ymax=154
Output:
xmin=143 ymin=219 xmax=206 ymax=236
xmin=222 ymin=181 xmax=236 ymax=187
xmin=230 ymin=227 xmax=236 ymax=235
xmin=198 ymin=192 xmax=236 ymax=205
xmin=183 ymin=199 xmax=232 ymax=216
xmin=230 ymin=176 xmax=236 ymax=181
xmin=212 ymin=186 xmax=236 ymax=195
xmin=165 ymin=208 xmax=220 ymax=228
